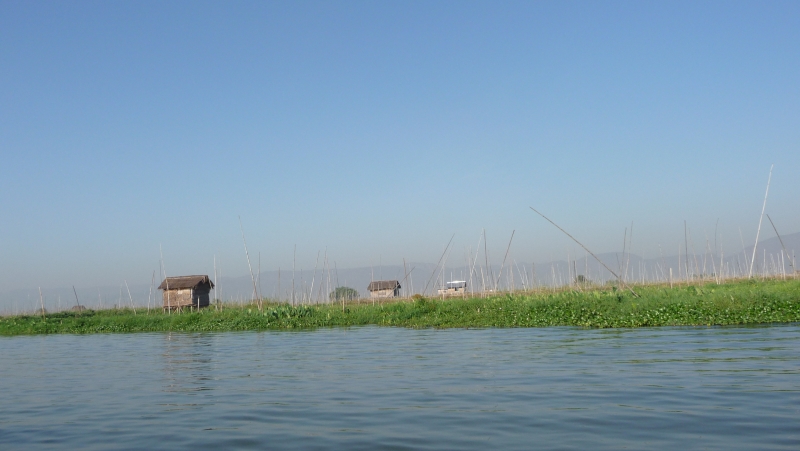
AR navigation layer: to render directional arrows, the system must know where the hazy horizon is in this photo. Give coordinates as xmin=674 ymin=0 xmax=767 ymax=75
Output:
xmin=2 ymin=2 xmax=798 ymax=295
xmin=3 ymin=231 xmax=797 ymax=315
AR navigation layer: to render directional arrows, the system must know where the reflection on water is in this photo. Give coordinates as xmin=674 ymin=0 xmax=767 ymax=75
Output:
xmin=161 ymin=333 xmax=216 ymax=395
xmin=1 ymin=325 xmax=799 ymax=450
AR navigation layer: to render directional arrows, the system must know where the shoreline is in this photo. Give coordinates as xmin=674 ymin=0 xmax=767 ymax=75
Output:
xmin=1 ymin=278 xmax=798 ymax=335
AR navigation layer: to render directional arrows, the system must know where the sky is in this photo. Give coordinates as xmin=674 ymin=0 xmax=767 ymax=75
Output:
xmin=1 ymin=1 xmax=799 ymax=292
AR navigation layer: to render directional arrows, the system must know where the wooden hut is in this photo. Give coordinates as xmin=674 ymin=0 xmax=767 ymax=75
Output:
xmin=158 ymin=275 xmax=214 ymax=310
xmin=368 ymin=280 xmax=400 ymax=298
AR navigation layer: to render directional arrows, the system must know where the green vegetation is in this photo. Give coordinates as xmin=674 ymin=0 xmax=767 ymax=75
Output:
xmin=1 ymin=278 xmax=799 ymax=335
xmin=329 ymin=286 xmax=359 ymax=301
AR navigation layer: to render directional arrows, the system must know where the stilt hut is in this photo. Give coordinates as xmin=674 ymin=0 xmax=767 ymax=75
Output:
xmin=158 ymin=275 xmax=214 ymax=310
xmin=368 ymin=280 xmax=400 ymax=298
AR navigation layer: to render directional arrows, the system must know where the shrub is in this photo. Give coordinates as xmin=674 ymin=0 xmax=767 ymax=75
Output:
xmin=329 ymin=286 xmax=359 ymax=301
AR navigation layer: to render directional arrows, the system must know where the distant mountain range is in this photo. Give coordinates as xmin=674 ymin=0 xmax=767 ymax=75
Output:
xmin=3 ymin=232 xmax=798 ymax=314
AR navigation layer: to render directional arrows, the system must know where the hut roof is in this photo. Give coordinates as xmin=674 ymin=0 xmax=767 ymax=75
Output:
xmin=368 ymin=280 xmax=401 ymax=291
xmin=446 ymin=281 xmax=467 ymax=289
xmin=158 ymin=275 xmax=214 ymax=290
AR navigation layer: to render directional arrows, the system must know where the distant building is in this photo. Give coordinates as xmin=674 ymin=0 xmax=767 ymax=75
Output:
xmin=438 ymin=280 xmax=467 ymax=296
xmin=368 ymin=280 xmax=401 ymax=298
xmin=158 ymin=275 xmax=214 ymax=310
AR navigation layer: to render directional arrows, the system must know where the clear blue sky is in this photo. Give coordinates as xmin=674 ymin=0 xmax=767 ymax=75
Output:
xmin=1 ymin=1 xmax=798 ymax=291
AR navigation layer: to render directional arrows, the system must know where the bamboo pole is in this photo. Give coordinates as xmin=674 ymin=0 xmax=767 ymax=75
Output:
xmin=688 ymin=227 xmax=701 ymax=282
xmin=483 ymin=229 xmax=490 ymax=294
xmin=160 ymin=245 xmax=170 ymax=314
xmin=620 ymin=228 xmax=627 ymax=282
xmin=749 ymin=164 xmax=774 ymax=278
xmin=423 ymin=234 xmax=455 ymax=295
xmin=530 ymin=207 xmax=638 ymax=297
xmin=292 ymin=245 xmax=296 ymax=306
xmin=148 ymin=271 xmax=155 ymax=313
xmin=325 ymin=251 xmax=331 ymax=304
xmin=124 ymin=280 xmax=137 ymax=314
xmin=39 ymin=287 xmax=45 ymax=318
xmin=766 ymin=214 xmax=794 ymax=271
xmin=494 ymin=230 xmax=515 ymax=291
xmin=625 ymin=222 xmax=633 ymax=283
xmin=213 ymin=255 xmax=219 ymax=311
xmin=238 ymin=216 xmax=259 ymax=307
xmin=781 ymin=250 xmax=786 ymax=280
xmin=403 ymin=258 xmax=409 ymax=298
xmin=310 ymin=250 xmax=320 ymax=304
xmin=439 ymin=244 xmax=453 ymax=298
xmin=72 ymin=285 xmax=82 ymax=310
xmin=684 ymin=221 xmax=690 ymax=281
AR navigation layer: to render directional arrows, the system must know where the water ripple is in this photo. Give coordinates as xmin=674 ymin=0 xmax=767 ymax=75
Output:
xmin=1 ymin=325 xmax=799 ymax=450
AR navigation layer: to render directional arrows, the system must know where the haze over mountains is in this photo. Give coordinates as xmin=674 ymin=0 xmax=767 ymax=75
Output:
xmin=2 ymin=232 xmax=797 ymax=315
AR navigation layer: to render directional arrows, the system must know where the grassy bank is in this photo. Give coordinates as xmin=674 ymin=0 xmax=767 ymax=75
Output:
xmin=1 ymin=278 xmax=799 ymax=335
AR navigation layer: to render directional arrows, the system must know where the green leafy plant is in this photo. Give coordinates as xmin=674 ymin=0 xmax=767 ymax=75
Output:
xmin=329 ymin=286 xmax=359 ymax=301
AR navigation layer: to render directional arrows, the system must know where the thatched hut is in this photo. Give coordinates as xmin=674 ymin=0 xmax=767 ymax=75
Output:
xmin=368 ymin=280 xmax=400 ymax=298
xmin=158 ymin=275 xmax=214 ymax=310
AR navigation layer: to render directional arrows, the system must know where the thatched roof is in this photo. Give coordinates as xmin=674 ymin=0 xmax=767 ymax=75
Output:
xmin=158 ymin=275 xmax=214 ymax=290
xmin=368 ymin=280 xmax=400 ymax=291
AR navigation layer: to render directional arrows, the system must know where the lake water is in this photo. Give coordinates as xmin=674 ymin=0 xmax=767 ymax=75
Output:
xmin=1 ymin=325 xmax=798 ymax=450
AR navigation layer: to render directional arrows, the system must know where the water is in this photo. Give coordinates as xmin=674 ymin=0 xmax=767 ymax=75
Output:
xmin=1 ymin=325 xmax=798 ymax=450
